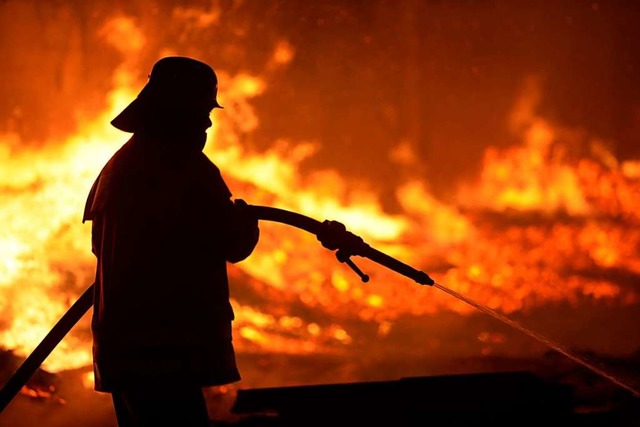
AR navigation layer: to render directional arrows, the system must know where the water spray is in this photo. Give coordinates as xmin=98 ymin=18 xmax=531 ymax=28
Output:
xmin=432 ymin=282 xmax=640 ymax=399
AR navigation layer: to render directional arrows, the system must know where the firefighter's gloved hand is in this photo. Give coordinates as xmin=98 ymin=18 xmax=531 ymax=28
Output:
xmin=233 ymin=198 xmax=258 ymax=227
xmin=317 ymin=220 xmax=365 ymax=254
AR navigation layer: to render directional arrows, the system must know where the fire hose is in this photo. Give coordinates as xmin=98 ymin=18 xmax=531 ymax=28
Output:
xmin=0 ymin=204 xmax=434 ymax=413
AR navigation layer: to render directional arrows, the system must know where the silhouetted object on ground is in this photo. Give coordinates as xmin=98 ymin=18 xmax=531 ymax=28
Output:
xmin=231 ymin=371 xmax=576 ymax=426
xmin=83 ymin=56 xmax=260 ymax=426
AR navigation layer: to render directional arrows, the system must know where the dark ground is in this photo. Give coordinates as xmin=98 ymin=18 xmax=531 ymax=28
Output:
xmin=1 ymin=350 xmax=639 ymax=426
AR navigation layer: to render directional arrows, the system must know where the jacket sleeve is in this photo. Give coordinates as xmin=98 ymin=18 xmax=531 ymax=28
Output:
xmin=199 ymin=155 xmax=260 ymax=263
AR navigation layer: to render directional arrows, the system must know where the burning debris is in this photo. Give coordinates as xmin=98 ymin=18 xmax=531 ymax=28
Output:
xmin=0 ymin=349 xmax=60 ymax=404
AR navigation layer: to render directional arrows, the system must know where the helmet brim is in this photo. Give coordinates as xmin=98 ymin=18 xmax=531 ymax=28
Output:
xmin=110 ymin=98 xmax=143 ymax=133
xmin=110 ymin=96 xmax=224 ymax=133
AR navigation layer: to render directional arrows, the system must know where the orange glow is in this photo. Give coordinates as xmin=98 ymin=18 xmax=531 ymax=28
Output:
xmin=0 ymin=16 xmax=638 ymax=379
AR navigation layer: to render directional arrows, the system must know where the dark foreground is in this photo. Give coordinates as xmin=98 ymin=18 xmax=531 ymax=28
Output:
xmin=229 ymin=370 xmax=639 ymax=427
xmin=1 ymin=351 xmax=639 ymax=426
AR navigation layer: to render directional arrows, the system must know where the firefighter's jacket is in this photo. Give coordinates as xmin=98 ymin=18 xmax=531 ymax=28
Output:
xmin=83 ymin=135 xmax=259 ymax=391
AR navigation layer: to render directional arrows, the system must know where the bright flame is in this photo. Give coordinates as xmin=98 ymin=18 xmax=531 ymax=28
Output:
xmin=0 ymin=18 xmax=638 ymax=378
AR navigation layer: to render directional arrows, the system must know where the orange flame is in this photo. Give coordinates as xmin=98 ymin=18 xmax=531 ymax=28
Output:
xmin=0 ymin=17 xmax=638 ymax=381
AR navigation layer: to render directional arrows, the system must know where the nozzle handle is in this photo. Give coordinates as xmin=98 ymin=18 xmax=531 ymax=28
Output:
xmin=336 ymin=250 xmax=370 ymax=283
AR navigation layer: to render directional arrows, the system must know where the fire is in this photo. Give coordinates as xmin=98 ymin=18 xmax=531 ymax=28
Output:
xmin=0 ymin=15 xmax=639 ymax=387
